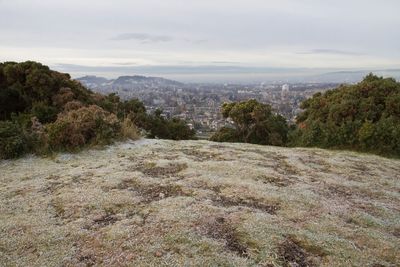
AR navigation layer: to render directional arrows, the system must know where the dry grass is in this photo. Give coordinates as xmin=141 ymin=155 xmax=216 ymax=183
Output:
xmin=121 ymin=118 xmax=140 ymax=141
xmin=0 ymin=139 xmax=399 ymax=266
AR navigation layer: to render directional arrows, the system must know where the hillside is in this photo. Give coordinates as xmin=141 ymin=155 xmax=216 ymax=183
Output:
xmin=77 ymin=75 xmax=184 ymax=92
xmin=1 ymin=140 xmax=399 ymax=266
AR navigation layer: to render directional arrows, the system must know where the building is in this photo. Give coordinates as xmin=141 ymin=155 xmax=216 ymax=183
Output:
xmin=281 ymin=84 xmax=290 ymax=100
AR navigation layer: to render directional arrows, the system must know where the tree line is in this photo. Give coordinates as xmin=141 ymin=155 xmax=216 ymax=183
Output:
xmin=1 ymin=61 xmax=399 ymax=159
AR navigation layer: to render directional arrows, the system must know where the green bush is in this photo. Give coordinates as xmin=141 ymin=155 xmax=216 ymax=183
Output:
xmin=210 ymin=127 xmax=240 ymax=142
xmin=292 ymin=74 xmax=400 ymax=157
xmin=211 ymin=99 xmax=289 ymax=145
xmin=144 ymin=109 xmax=196 ymax=140
xmin=32 ymin=101 xmax=58 ymax=123
xmin=0 ymin=121 xmax=28 ymax=159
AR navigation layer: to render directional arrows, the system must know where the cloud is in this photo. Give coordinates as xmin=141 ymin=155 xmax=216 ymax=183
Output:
xmin=185 ymin=39 xmax=208 ymax=44
xmin=112 ymin=62 xmax=138 ymax=66
xmin=298 ymin=49 xmax=364 ymax=56
xmin=110 ymin=33 xmax=173 ymax=43
xmin=211 ymin=61 xmax=242 ymax=64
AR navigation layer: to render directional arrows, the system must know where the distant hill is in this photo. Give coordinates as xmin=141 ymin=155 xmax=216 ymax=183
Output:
xmin=309 ymin=69 xmax=400 ymax=83
xmin=77 ymin=75 xmax=184 ymax=93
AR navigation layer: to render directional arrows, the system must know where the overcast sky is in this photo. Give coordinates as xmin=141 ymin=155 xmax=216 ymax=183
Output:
xmin=0 ymin=0 xmax=399 ymax=80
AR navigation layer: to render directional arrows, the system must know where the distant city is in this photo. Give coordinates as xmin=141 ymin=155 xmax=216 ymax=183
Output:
xmin=78 ymin=75 xmax=338 ymax=138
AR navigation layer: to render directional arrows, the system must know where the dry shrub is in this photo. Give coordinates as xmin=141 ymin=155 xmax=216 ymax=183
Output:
xmin=52 ymin=87 xmax=75 ymax=107
xmin=63 ymin=100 xmax=83 ymax=111
xmin=30 ymin=117 xmax=50 ymax=155
xmin=46 ymin=105 xmax=120 ymax=150
xmin=121 ymin=118 xmax=140 ymax=140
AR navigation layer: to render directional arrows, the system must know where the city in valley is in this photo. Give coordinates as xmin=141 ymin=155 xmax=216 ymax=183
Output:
xmin=78 ymin=75 xmax=338 ymax=138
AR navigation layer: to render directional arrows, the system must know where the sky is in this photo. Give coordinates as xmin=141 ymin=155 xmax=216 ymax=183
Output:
xmin=0 ymin=0 xmax=399 ymax=81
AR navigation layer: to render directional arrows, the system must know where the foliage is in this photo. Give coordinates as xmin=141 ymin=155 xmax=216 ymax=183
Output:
xmin=0 ymin=121 xmax=28 ymax=159
xmin=46 ymin=105 xmax=120 ymax=151
xmin=144 ymin=109 xmax=196 ymax=140
xmin=291 ymin=74 xmax=400 ymax=156
xmin=32 ymin=101 xmax=58 ymax=123
xmin=209 ymin=127 xmax=240 ymax=143
xmin=120 ymin=117 xmax=140 ymax=140
xmin=211 ymin=99 xmax=289 ymax=146
xmin=0 ymin=61 xmax=93 ymax=122
xmin=0 ymin=61 xmax=197 ymax=158
xmin=0 ymin=87 xmax=27 ymax=120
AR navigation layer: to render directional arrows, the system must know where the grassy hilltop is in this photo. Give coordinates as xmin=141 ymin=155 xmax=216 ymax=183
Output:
xmin=1 ymin=139 xmax=399 ymax=266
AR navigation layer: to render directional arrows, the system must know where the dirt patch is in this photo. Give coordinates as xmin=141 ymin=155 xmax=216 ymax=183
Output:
xmin=391 ymin=227 xmax=400 ymax=238
xmin=298 ymin=156 xmax=331 ymax=173
xmin=114 ymin=178 xmax=191 ymax=203
xmin=277 ymin=237 xmax=317 ymax=267
xmin=350 ymin=162 xmax=371 ymax=173
xmin=274 ymin=158 xmax=299 ymax=176
xmin=326 ymin=184 xmax=354 ymax=198
xmin=200 ymin=216 xmax=248 ymax=257
xmin=212 ymin=195 xmax=279 ymax=215
xmin=139 ymin=183 xmax=190 ymax=203
xmin=39 ymin=181 xmax=65 ymax=194
xmin=77 ymin=254 xmax=97 ymax=266
xmin=193 ymin=180 xmax=225 ymax=194
xmin=115 ymin=178 xmax=141 ymax=190
xmin=254 ymin=175 xmax=292 ymax=187
xmin=49 ymin=197 xmax=66 ymax=218
xmin=180 ymin=149 xmax=227 ymax=161
xmin=322 ymin=184 xmax=384 ymax=201
xmin=137 ymin=162 xmax=188 ymax=177
xmin=93 ymin=214 xmax=119 ymax=227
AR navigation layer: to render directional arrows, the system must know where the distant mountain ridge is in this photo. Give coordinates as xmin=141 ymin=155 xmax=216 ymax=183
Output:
xmin=77 ymin=75 xmax=184 ymax=91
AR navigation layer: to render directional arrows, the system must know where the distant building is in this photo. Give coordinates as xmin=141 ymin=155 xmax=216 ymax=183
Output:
xmin=281 ymin=84 xmax=290 ymax=100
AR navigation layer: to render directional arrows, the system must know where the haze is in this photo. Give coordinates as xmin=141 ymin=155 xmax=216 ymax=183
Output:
xmin=1 ymin=0 xmax=399 ymax=82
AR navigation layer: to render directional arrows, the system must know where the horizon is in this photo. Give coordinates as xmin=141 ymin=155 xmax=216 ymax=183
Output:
xmin=67 ymin=65 xmax=400 ymax=83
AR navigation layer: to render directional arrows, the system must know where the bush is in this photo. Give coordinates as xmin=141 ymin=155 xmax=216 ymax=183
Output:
xmin=46 ymin=105 xmax=121 ymax=151
xmin=0 ymin=121 xmax=28 ymax=159
xmin=120 ymin=117 xmax=140 ymax=140
xmin=144 ymin=110 xmax=196 ymax=140
xmin=63 ymin=100 xmax=84 ymax=111
xmin=292 ymin=74 xmax=400 ymax=157
xmin=211 ymin=99 xmax=289 ymax=145
xmin=210 ymin=127 xmax=240 ymax=142
xmin=32 ymin=101 xmax=58 ymax=123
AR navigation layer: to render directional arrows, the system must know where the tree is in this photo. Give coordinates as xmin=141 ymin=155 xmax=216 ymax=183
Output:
xmin=211 ymin=99 xmax=289 ymax=146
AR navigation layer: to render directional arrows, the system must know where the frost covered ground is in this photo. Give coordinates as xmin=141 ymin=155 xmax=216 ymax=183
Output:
xmin=0 ymin=139 xmax=399 ymax=266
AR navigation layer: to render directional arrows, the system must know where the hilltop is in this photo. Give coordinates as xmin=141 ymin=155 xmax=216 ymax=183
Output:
xmin=1 ymin=139 xmax=399 ymax=266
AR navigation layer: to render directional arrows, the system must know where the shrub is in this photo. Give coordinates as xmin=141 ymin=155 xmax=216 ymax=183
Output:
xmin=292 ymin=74 xmax=400 ymax=157
xmin=165 ymin=118 xmax=197 ymax=140
xmin=210 ymin=127 xmax=240 ymax=143
xmin=0 ymin=87 xmax=27 ymax=120
xmin=211 ymin=100 xmax=289 ymax=145
xmin=63 ymin=100 xmax=83 ymax=111
xmin=32 ymin=101 xmax=58 ymax=123
xmin=46 ymin=105 xmax=121 ymax=151
xmin=52 ymin=87 xmax=75 ymax=108
xmin=121 ymin=117 xmax=140 ymax=140
xmin=0 ymin=121 xmax=28 ymax=159
xmin=144 ymin=110 xmax=196 ymax=140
